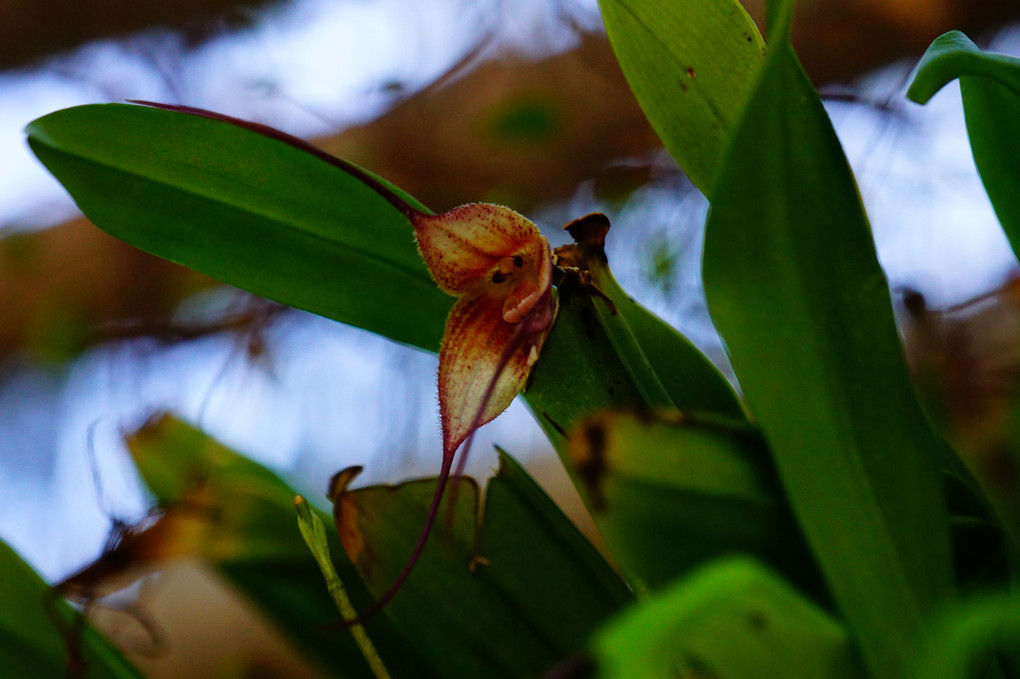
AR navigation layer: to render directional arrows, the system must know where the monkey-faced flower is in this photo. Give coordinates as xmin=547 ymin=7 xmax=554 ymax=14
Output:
xmin=360 ymin=203 xmax=557 ymax=614
xmin=411 ymin=203 xmax=556 ymax=462
xmin=123 ymin=102 xmax=557 ymax=614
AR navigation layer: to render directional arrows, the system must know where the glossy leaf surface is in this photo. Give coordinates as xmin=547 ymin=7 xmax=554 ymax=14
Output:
xmin=27 ymin=104 xmax=450 ymax=351
xmin=593 ymin=557 xmax=861 ymax=679
xmin=0 ymin=540 xmax=142 ymax=679
xmin=702 ymin=7 xmax=954 ymax=678
xmin=597 ymin=0 xmax=765 ymax=195
xmin=908 ymin=31 xmax=1020 ymax=263
xmin=333 ymin=451 xmax=632 ymax=678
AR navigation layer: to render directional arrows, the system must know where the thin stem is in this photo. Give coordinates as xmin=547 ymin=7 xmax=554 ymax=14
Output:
xmin=342 ymin=452 xmax=455 ymax=624
xmin=294 ymin=496 xmax=391 ymax=679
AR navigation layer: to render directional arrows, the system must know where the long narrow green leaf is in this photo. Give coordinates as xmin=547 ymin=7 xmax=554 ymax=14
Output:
xmin=593 ymin=557 xmax=862 ymax=679
xmin=906 ymin=32 xmax=1020 ymax=104
xmin=907 ymin=31 xmax=1020 ymax=264
xmin=27 ymin=104 xmax=450 ymax=351
xmin=701 ymin=6 xmax=954 ymax=678
xmin=597 ymin=0 xmax=765 ymax=195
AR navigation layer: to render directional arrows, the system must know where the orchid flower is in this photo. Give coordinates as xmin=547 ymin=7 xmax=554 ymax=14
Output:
xmin=369 ymin=203 xmax=557 ymax=612
xmin=127 ymin=102 xmax=558 ymax=613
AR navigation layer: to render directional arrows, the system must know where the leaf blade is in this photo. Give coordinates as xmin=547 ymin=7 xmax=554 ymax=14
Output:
xmin=27 ymin=103 xmax=451 ymax=351
xmin=332 ymin=451 xmax=632 ymax=678
xmin=593 ymin=557 xmax=862 ymax=679
xmin=702 ymin=18 xmax=955 ymax=679
xmin=597 ymin=0 xmax=765 ymax=195
xmin=566 ymin=411 xmax=821 ymax=596
xmin=907 ymin=31 xmax=1020 ymax=265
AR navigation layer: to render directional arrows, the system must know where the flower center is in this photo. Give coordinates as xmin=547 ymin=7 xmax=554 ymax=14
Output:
xmin=489 ymin=254 xmax=527 ymax=285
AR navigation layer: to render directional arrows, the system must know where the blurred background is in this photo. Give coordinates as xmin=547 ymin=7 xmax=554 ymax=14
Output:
xmin=3 ymin=0 xmax=1020 ymax=676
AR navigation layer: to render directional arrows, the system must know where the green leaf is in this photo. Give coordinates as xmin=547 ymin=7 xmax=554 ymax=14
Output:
xmin=575 ymin=218 xmax=745 ymax=418
xmin=702 ymin=12 xmax=954 ymax=679
xmin=526 ymin=214 xmax=745 ymax=457
xmin=597 ymin=0 xmax=765 ymax=195
xmin=26 ymin=104 xmax=450 ymax=351
xmin=0 ymin=539 xmax=143 ymax=679
xmin=565 ymin=411 xmax=822 ymax=596
xmin=333 ymin=450 xmax=632 ymax=678
xmin=593 ymin=557 xmax=862 ymax=679
xmin=906 ymin=32 xmax=1020 ymax=105
xmin=907 ymin=31 xmax=1020 ymax=265
xmin=525 ymin=284 xmax=651 ymax=443
xmin=913 ymin=593 xmax=1020 ymax=679
xmin=125 ymin=415 xmax=436 ymax=679
xmin=27 ymin=104 xmax=742 ymax=436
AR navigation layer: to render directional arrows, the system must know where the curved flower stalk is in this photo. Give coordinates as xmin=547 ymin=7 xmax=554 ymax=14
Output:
xmin=130 ymin=101 xmax=558 ymax=613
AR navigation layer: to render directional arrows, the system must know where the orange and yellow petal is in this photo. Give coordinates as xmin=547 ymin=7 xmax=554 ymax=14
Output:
xmin=438 ymin=293 xmax=540 ymax=456
xmin=411 ymin=204 xmax=545 ymax=295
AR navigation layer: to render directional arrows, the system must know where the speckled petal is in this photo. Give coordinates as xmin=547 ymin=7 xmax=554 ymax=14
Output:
xmin=411 ymin=203 xmax=544 ymax=295
xmin=437 ymin=293 xmax=538 ymax=456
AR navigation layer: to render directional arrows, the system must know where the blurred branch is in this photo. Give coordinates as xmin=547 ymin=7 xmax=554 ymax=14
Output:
xmin=0 ymin=219 xmax=214 ymax=360
xmin=0 ymin=0 xmax=275 ymax=68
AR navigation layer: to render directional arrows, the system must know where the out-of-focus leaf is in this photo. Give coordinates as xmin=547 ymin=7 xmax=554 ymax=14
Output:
xmin=913 ymin=594 xmax=1020 ymax=679
xmin=26 ymin=104 xmax=450 ymax=352
xmin=907 ymin=31 xmax=1020 ymax=263
xmin=122 ymin=415 xmax=435 ymax=679
xmin=593 ymin=557 xmax=862 ymax=679
xmin=0 ymin=539 xmax=142 ymax=679
xmin=332 ymin=450 xmax=632 ymax=678
xmin=701 ymin=5 xmax=954 ymax=678
xmin=566 ymin=410 xmax=820 ymax=596
xmin=597 ymin=0 xmax=765 ymax=195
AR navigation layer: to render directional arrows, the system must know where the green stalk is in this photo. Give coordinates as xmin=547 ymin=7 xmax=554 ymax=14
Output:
xmin=294 ymin=496 xmax=391 ymax=679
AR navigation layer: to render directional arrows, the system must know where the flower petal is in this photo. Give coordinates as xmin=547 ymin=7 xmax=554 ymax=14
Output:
xmin=411 ymin=203 xmax=544 ymax=294
xmin=438 ymin=292 xmax=550 ymax=456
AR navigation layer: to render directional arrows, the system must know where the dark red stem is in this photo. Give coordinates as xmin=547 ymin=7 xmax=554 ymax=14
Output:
xmin=347 ymin=450 xmax=454 ymax=623
xmin=356 ymin=293 xmax=552 ymax=620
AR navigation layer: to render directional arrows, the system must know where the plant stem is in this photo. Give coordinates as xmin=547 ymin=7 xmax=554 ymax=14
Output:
xmin=294 ymin=495 xmax=391 ymax=679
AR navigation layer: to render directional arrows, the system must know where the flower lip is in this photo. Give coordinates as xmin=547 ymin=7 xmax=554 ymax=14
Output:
xmin=501 ymin=245 xmax=552 ymax=323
